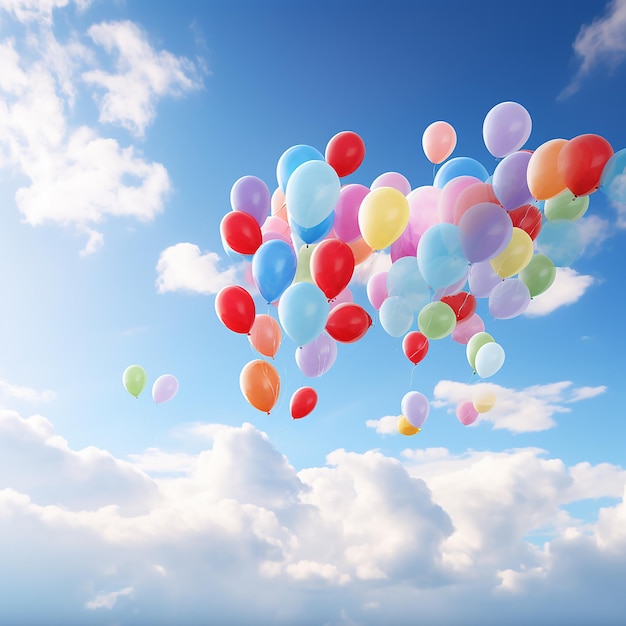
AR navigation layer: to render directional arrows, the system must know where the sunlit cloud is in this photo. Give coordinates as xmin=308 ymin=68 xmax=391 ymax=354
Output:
xmin=365 ymin=414 xmax=398 ymax=434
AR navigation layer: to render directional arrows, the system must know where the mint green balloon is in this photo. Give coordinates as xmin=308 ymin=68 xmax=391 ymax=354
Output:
xmin=466 ymin=332 xmax=494 ymax=371
xmin=294 ymin=243 xmax=315 ymax=284
xmin=519 ymin=254 xmax=556 ymax=297
xmin=123 ymin=364 xmax=147 ymax=398
xmin=544 ymin=189 xmax=589 ymax=222
xmin=417 ymin=301 xmax=456 ymax=340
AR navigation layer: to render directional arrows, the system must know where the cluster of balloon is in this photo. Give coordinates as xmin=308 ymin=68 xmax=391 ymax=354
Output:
xmin=123 ymin=365 xmax=179 ymax=405
xmin=216 ymin=101 xmax=623 ymax=429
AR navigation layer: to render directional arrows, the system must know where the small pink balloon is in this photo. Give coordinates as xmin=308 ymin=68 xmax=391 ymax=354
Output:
xmin=262 ymin=215 xmax=292 ymax=244
xmin=452 ymin=313 xmax=485 ymax=344
xmin=333 ymin=184 xmax=369 ymax=243
xmin=152 ymin=374 xmax=179 ymax=404
xmin=437 ymin=176 xmax=481 ymax=224
xmin=457 ymin=400 xmax=479 ymax=425
xmin=422 ymin=121 xmax=457 ymax=164
xmin=366 ymin=271 xmax=388 ymax=310
xmin=370 ymin=171 xmax=411 ymax=195
xmin=407 ymin=186 xmax=441 ymax=237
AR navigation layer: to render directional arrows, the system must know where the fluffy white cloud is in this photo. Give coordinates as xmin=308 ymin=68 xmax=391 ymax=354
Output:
xmin=155 ymin=242 xmax=238 ymax=294
xmin=524 ymin=267 xmax=594 ymax=317
xmin=365 ymin=414 xmax=398 ymax=434
xmin=0 ymin=410 xmax=626 ymax=625
xmin=0 ymin=378 xmax=56 ymax=404
xmin=0 ymin=0 xmax=90 ymax=24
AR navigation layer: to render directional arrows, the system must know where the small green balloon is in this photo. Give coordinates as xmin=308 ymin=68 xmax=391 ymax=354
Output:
xmin=544 ymin=189 xmax=589 ymax=222
xmin=417 ymin=301 xmax=456 ymax=340
xmin=294 ymin=244 xmax=315 ymax=284
xmin=519 ymin=254 xmax=556 ymax=298
xmin=123 ymin=364 xmax=147 ymax=398
xmin=466 ymin=332 xmax=494 ymax=371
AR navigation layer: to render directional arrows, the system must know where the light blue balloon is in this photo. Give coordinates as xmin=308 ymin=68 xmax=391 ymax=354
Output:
xmin=379 ymin=295 xmax=414 ymax=337
xmin=289 ymin=211 xmax=335 ymax=245
xmin=600 ymin=148 xmax=626 ymax=203
xmin=535 ymin=220 xmax=584 ymax=267
xmin=386 ymin=256 xmax=431 ymax=312
xmin=278 ymin=282 xmax=330 ymax=347
xmin=251 ymin=239 xmax=297 ymax=303
xmin=433 ymin=157 xmax=490 ymax=189
xmin=285 ymin=160 xmax=341 ymax=229
xmin=277 ymin=144 xmax=325 ymax=193
xmin=475 ymin=342 xmax=505 ymax=378
xmin=417 ymin=223 xmax=468 ymax=290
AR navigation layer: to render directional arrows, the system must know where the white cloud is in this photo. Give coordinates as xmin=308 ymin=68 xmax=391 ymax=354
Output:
xmin=524 ymin=267 xmax=594 ymax=317
xmin=155 ymin=242 xmax=238 ymax=294
xmin=561 ymin=0 xmax=626 ymax=98
xmin=84 ymin=20 xmax=203 ymax=137
xmin=85 ymin=585 xmax=133 ymax=610
xmin=0 ymin=378 xmax=56 ymax=403
xmin=0 ymin=0 xmax=90 ymax=24
xmin=432 ymin=379 xmax=607 ymax=432
xmin=365 ymin=414 xmax=398 ymax=434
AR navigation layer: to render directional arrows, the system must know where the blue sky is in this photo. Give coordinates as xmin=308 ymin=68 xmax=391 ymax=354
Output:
xmin=0 ymin=0 xmax=625 ymax=624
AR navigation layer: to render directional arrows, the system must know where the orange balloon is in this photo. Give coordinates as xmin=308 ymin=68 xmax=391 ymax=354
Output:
xmin=422 ymin=121 xmax=457 ymax=164
xmin=348 ymin=236 xmax=374 ymax=266
xmin=239 ymin=359 xmax=281 ymax=413
xmin=248 ymin=314 xmax=282 ymax=358
xmin=526 ymin=138 xmax=567 ymax=200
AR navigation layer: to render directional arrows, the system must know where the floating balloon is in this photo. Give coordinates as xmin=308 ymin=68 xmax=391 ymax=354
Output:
xmin=519 ymin=254 xmax=556 ymax=297
xmin=248 ymin=314 xmax=282 ymax=358
xmin=220 ymin=211 xmax=263 ymax=255
xmin=401 ymin=391 xmax=430 ymax=428
xmin=492 ymin=150 xmax=533 ymax=210
xmin=290 ymin=386 xmax=318 ymax=419
xmin=387 ymin=256 xmax=431 ymax=311
xmin=278 ymin=282 xmax=330 ymax=346
xmin=440 ymin=291 xmax=476 ymax=322
xmin=230 ymin=175 xmax=271 ymax=226
xmin=310 ymin=238 xmax=355 ymax=300
xmin=402 ymin=331 xmax=429 ymax=364
xmin=544 ymin=190 xmax=589 ymax=222
xmin=367 ymin=271 xmax=388 ymax=310
xmin=422 ymin=121 xmax=457 ymax=164
xmin=474 ymin=342 xmax=505 ymax=378
xmin=473 ymin=388 xmax=497 ymax=413
xmin=325 ymin=131 xmax=366 ymax=177
xmin=152 ymin=374 xmax=179 ymax=404
xmin=558 ymin=133 xmax=614 ymax=197
xmin=488 ymin=278 xmax=531 ymax=319
xmin=417 ymin=223 xmax=468 ymax=290
xmin=294 ymin=243 xmax=316 ymax=284
xmin=452 ymin=312 xmax=485 ymax=344
xmin=466 ymin=332 xmax=494 ymax=371
xmin=526 ymin=138 xmax=568 ymax=200
xmin=438 ymin=175 xmax=481 ymax=224
xmin=489 ymin=227 xmax=534 ymax=278
xmin=457 ymin=401 xmax=479 ymax=426
xmin=453 ymin=181 xmax=500 ymax=225
xmin=483 ymin=101 xmax=532 ymax=158
xmin=277 ymin=144 xmax=324 ymax=192
xmin=379 ymin=295 xmax=414 ymax=337
xmin=215 ymin=285 xmax=256 ymax=334
xmin=325 ymin=303 xmax=372 ymax=343
xmin=600 ymin=148 xmax=626 ymax=203
xmin=239 ymin=359 xmax=281 ymax=414
xmin=252 ymin=239 xmax=297 ymax=304
xmin=371 ymin=171 xmax=411 ymax=194
xmin=508 ymin=204 xmax=542 ymax=240
xmin=468 ymin=260 xmax=502 ymax=298
xmin=358 ymin=186 xmax=410 ymax=250
xmin=290 ymin=211 xmax=335 ymax=246
xmin=296 ymin=331 xmax=338 ymax=377
xmin=397 ymin=416 xmax=420 ymax=436
xmin=458 ymin=202 xmax=512 ymax=263
xmin=433 ymin=157 xmax=489 ymax=189
xmin=417 ymin=301 xmax=456 ymax=340
xmin=333 ymin=183 xmax=369 ymax=242
xmin=123 ymin=365 xmax=147 ymax=399
xmin=407 ymin=185 xmax=441 ymax=237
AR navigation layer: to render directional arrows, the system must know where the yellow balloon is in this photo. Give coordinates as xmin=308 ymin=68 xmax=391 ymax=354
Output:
xmin=490 ymin=227 xmax=534 ymax=278
xmin=397 ymin=415 xmax=421 ymax=436
xmin=294 ymin=243 xmax=316 ymax=283
xmin=358 ymin=186 xmax=409 ymax=251
xmin=473 ymin=389 xmax=496 ymax=413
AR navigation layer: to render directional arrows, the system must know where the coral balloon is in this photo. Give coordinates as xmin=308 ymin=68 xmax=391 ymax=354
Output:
xmin=220 ymin=211 xmax=263 ymax=255
xmin=325 ymin=131 xmax=366 ymax=177
xmin=558 ymin=133 xmax=614 ymax=197
xmin=422 ymin=121 xmax=457 ymax=164
xmin=526 ymin=138 xmax=568 ymax=200
xmin=290 ymin=386 xmax=318 ymax=419
xmin=402 ymin=331 xmax=429 ymax=364
xmin=310 ymin=238 xmax=355 ymax=300
xmin=248 ymin=314 xmax=282 ymax=358
xmin=215 ymin=285 xmax=256 ymax=334
xmin=239 ymin=359 xmax=281 ymax=414
xmin=325 ymin=303 xmax=372 ymax=343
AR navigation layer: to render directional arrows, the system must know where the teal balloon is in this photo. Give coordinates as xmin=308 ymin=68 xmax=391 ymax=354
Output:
xmin=278 ymin=282 xmax=330 ymax=346
xmin=379 ymin=295 xmax=414 ymax=337
xmin=433 ymin=157 xmax=489 ymax=189
xmin=600 ymin=148 xmax=626 ymax=203
xmin=252 ymin=239 xmax=297 ymax=303
xmin=285 ymin=159 xmax=341 ymax=229
xmin=535 ymin=220 xmax=584 ymax=267
xmin=417 ymin=223 xmax=468 ymax=290
xmin=277 ymin=144 xmax=324 ymax=193
xmin=386 ymin=256 xmax=431 ymax=311
xmin=290 ymin=211 xmax=335 ymax=245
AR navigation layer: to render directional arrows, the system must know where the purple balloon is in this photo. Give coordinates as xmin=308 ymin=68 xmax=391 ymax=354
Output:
xmin=152 ymin=374 xmax=179 ymax=404
xmin=333 ymin=183 xmax=368 ymax=243
xmin=366 ymin=271 xmax=388 ymax=310
xmin=492 ymin=151 xmax=533 ymax=211
xmin=468 ymin=260 xmax=503 ymax=298
xmin=401 ymin=390 xmax=430 ymax=429
xmin=295 ymin=332 xmax=338 ymax=378
xmin=488 ymin=278 xmax=531 ymax=319
xmin=459 ymin=202 xmax=513 ymax=263
xmin=483 ymin=101 xmax=532 ymax=158
xmin=230 ymin=175 xmax=271 ymax=226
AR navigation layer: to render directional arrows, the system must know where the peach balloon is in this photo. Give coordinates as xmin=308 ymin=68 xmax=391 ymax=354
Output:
xmin=422 ymin=121 xmax=457 ymax=165
xmin=348 ymin=236 xmax=374 ymax=266
xmin=239 ymin=359 xmax=281 ymax=413
xmin=526 ymin=138 xmax=568 ymax=200
xmin=248 ymin=314 xmax=282 ymax=358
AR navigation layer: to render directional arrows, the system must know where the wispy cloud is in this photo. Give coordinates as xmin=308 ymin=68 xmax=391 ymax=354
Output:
xmin=0 ymin=379 xmax=56 ymax=404
xmin=560 ymin=0 xmax=626 ymax=98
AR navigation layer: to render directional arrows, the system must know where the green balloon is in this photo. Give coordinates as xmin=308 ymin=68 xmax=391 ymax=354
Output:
xmin=123 ymin=364 xmax=147 ymax=398
xmin=466 ymin=332 xmax=494 ymax=371
xmin=294 ymin=244 xmax=315 ymax=284
xmin=417 ymin=301 xmax=456 ymax=340
xmin=544 ymin=190 xmax=589 ymax=222
xmin=519 ymin=253 xmax=556 ymax=298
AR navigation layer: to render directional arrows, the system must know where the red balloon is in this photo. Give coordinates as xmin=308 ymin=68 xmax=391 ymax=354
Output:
xmin=290 ymin=386 xmax=318 ymax=419
xmin=402 ymin=331 xmax=429 ymax=364
xmin=215 ymin=285 xmax=256 ymax=334
xmin=220 ymin=211 xmax=263 ymax=255
xmin=440 ymin=292 xmax=476 ymax=322
xmin=509 ymin=204 xmax=542 ymax=240
xmin=557 ymin=134 xmax=614 ymax=197
xmin=325 ymin=131 xmax=366 ymax=178
xmin=325 ymin=303 xmax=372 ymax=343
xmin=310 ymin=238 xmax=355 ymax=300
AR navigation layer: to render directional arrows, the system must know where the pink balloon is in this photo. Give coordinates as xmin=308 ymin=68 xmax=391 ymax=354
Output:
xmin=390 ymin=224 xmax=419 ymax=262
xmin=422 ymin=121 xmax=457 ymax=164
xmin=457 ymin=400 xmax=479 ymax=426
xmin=407 ymin=186 xmax=441 ymax=237
xmin=453 ymin=182 xmax=500 ymax=225
xmin=262 ymin=215 xmax=292 ymax=244
xmin=366 ymin=271 xmax=388 ymax=310
xmin=333 ymin=184 xmax=369 ymax=243
xmin=452 ymin=312 xmax=485 ymax=344
xmin=370 ymin=171 xmax=411 ymax=194
xmin=437 ymin=176 xmax=481 ymax=224
xmin=152 ymin=374 xmax=179 ymax=404
xmin=329 ymin=286 xmax=354 ymax=309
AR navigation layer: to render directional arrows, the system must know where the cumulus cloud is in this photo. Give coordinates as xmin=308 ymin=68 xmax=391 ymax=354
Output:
xmin=155 ymin=242 xmax=238 ymax=294
xmin=560 ymin=0 xmax=626 ymax=98
xmin=0 ymin=0 xmax=90 ymax=24
xmin=524 ymin=267 xmax=594 ymax=317
xmin=365 ymin=414 xmax=399 ymax=434
xmin=432 ymin=379 xmax=607 ymax=432
xmin=0 ymin=378 xmax=56 ymax=404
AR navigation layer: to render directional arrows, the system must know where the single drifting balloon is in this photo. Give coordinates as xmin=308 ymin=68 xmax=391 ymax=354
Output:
xmin=152 ymin=374 xmax=179 ymax=404
xmin=123 ymin=365 xmax=147 ymax=398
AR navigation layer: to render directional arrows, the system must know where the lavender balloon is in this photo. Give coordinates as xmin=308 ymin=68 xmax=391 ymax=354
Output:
xmin=230 ymin=175 xmax=271 ymax=226
xmin=458 ymin=202 xmax=513 ymax=263
xmin=468 ymin=260 xmax=503 ymax=298
xmin=152 ymin=374 xmax=179 ymax=404
xmin=488 ymin=278 xmax=531 ymax=319
xmin=401 ymin=390 xmax=430 ymax=428
xmin=492 ymin=151 xmax=533 ymax=211
xmin=295 ymin=332 xmax=338 ymax=378
xmin=483 ymin=101 xmax=532 ymax=158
